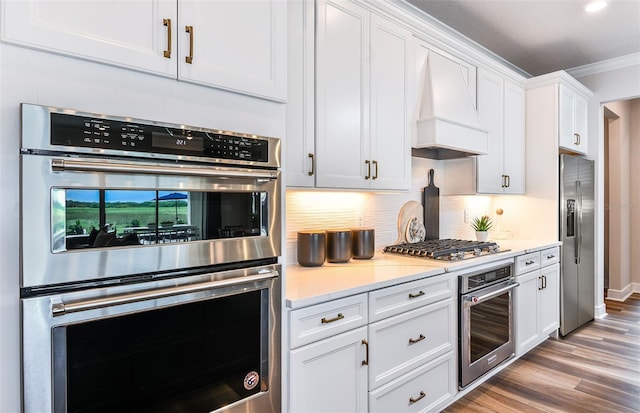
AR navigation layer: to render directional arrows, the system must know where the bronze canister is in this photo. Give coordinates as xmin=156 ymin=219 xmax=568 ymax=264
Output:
xmin=297 ymin=231 xmax=326 ymax=267
xmin=351 ymin=228 xmax=375 ymax=259
xmin=326 ymin=229 xmax=352 ymax=263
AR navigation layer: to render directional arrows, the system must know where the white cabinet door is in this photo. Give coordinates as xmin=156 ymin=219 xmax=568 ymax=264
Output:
xmin=2 ymin=0 xmax=177 ymax=76
xmin=502 ymin=80 xmax=525 ymax=194
xmin=178 ymin=0 xmax=287 ymax=101
xmin=315 ymin=1 xmax=411 ymax=190
xmin=539 ymin=264 xmax=559 ymax=337
xmin=290 ymin=327 xmax=369 ymax=413
xmin=476 ymin=68 xmax=524 ymax=194
xmin=316 ymin=0 xmax=370 ymax=189
xmin=286 ymin=0 xmax=316 ymax=187
xmin=476 ymin=68 xmax=504 ymax=193
xmin=574 ymin=93 xmax=589 ymax=154
xmin=559 ymin=84 xmax=588 ymax=155
xmin=515 ymin=269 xmax=541 ymax=356
xmin=368 ymin=14 xmax=412 ymax=190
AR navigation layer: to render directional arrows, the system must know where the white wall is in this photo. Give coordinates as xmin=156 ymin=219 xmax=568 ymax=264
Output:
xmin=573 ymin=60 xmax=640 ymax=306
xmin=631 ymin=100 xmax=640 ymax=288
xmin=0 ymin=43 xmax=286 ymax=413
xmin=603 ymin=100 xmax=632 ymax=294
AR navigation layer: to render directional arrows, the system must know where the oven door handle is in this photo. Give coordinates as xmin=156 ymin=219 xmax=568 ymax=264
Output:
xmin=51 ymin=158 xmax=279 ymax=180
xmin=464 ymin=281 xmax=519 ymax=305
xmin=51 ymin=270 xmax=279 ymax=316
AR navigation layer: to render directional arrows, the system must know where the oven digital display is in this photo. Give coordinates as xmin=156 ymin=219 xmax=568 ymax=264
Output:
xmin=152 ymin=130 xmax=204 ymax=152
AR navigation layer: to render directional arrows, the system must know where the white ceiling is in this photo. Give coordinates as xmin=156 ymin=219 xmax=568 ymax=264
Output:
xmin=405 ymin=0 xmax=640 ymax=76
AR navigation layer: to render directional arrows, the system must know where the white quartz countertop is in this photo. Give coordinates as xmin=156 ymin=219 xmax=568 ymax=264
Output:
xmin=285 ymin=239 xmax=561 ymax=309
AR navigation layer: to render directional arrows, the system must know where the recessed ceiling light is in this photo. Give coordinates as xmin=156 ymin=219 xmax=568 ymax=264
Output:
xmin=585 ymin=1 xmax=608 ymax=12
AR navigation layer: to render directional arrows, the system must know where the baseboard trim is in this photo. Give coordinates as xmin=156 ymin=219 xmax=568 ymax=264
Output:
xmin=606 ymin=283 xmax=640 ymax=302
xmin=594 ymin=303 xmax=607 ymax=319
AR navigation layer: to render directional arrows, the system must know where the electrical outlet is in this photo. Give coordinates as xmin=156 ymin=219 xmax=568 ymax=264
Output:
xmin=464 ymin=209 xmax=469 ymax=223
xmin=355 ymin=212 xmax=364 ymax=227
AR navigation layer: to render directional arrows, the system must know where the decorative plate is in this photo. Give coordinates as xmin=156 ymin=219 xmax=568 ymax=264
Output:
xmin=405 ymin=216 xmax=426 ymax=243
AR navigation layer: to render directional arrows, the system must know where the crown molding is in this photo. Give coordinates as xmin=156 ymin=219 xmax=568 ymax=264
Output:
xmin=567 ymin=52 xmax=640 ymax=78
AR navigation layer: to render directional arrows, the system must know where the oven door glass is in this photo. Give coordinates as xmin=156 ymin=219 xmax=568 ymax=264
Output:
xmin=469 ymin=291 xmax=510 ymax=363
xmin=52 ymin=188 xmax=268 ymax=252
xmin=53 ymin=289 xmax=268 ymax=412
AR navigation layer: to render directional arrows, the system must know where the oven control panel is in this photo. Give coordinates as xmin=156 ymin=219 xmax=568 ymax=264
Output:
xmin=50 ymin=112 xmax=270 ymax=163
xmin=463 ymin=265 xmax=512 ymax=292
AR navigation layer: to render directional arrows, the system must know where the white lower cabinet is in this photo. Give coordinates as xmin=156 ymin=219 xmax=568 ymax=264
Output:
xmin=515 ymin=247 xmax=560 ymax=356
xmin=369 ymin=353 xmax=455 ymax=413
xmin=288 ymin=273 xmax=455 ymax=412
xmin=289 ymin=327 xmax=369 ymax=413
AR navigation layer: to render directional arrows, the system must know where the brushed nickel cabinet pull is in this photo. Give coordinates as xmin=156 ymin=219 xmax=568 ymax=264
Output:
xmin=361 ymin=339 xmax=369 ymax=366
xmin=574 ymin=133 xmax=580 ymax=145
xmin=505 ymin=175 xmax=510 ymax=188
xmin=365 ymin=160 xmax=371 ymax=180
xmin=321 ymin=313 xmax=344 ymax=324
xmin=307 ymin=153 xmax=315 ymax=176
xmin=185 ymin=25 xmax=194 ymax=63
xmin=408 ymin=334 xmax=426 ymax=344
xmin=547 ymin=254 xmax=555 ymax=259
xmin=501 ymin=174 xmax=506 ymax=188
xmin=409 ymin=391 xmax=426 ymax=404
xmin=542 ymin=275 xmax=547 ymax=289
xmin=163 ymin=18 xmax=172 ymax=58
xmin=408 ymin=290 xmax=425 ymax=299
xmin=372 ymin=160 xmax=378 ymax=180
xmin=538 ymin=276 xmax=543 ymax=291
xmin=525 ymin=260 xmax=535 ymax=265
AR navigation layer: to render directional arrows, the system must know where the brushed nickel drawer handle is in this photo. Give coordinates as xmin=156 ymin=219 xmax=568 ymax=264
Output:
xmin=321 ymin=313 xmax=344 ymax=324
xmin=525 ymin=260 xmax=535 ymax=265
xmin=408 ymin=290 xmax=425 ymax=299
xmin=408 ymin=334 xmax=426 ymax=344
xmin=409 ymin=391 xmax=426 ymax=404
xmin=365 ymin=160 xmax=371 ymax=180
xmin=547 ymin=254 xmax=555 ymax=259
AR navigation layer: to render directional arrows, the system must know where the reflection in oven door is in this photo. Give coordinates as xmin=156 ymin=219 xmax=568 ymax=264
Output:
xmin=23 ymin=264 xmax=281 ymax=413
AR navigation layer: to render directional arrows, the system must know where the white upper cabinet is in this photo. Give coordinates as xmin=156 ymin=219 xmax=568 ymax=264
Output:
xmin=559 ymin=83 xmax=589 ymax=154
xmin=476 ymin=68 xmax=525 ymax=194
xmin=178 ymin=1 xmax=286 ymax=101
xmin=286 ymin=0 xmax=316 ymax=187
xmin=1 ymin=0 xmax=177 ymax=76
xmin=2 ymin=0 xmax=286 ymax=101
xmin=315 ymin=0 xmax=412 ymax=190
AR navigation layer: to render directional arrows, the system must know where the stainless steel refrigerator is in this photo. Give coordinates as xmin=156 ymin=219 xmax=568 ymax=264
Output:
xmin=559 ymin=154 xmax=595 ymax=336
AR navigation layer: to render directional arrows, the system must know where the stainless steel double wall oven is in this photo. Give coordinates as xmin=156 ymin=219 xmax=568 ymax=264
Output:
xmin=20 ymin=104 xmax=282 ymax=413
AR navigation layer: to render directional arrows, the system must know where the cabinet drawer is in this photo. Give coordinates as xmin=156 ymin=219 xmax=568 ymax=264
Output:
xmin=369 ymin=274 xmax=453 ymax=323
xmin=290 ymin=293 xmax=368 ymax=348
xmin=368 ymin=298 xmax=454 ymax=389
xmin=369 ymin=353 xmax=455 ymax=413
xmin=540 ymin=247 xmax=560 ymax=266
xmin=515 ymin=252 xmax=541 ymax=275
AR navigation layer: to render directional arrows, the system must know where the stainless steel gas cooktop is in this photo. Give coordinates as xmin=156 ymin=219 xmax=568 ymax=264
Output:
xmin=383 ymin=239 xmax=507 ymax=261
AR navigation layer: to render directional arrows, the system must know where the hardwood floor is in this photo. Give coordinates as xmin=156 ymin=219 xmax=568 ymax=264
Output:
xmin=443 ymin=293 xmax=640 ymax=413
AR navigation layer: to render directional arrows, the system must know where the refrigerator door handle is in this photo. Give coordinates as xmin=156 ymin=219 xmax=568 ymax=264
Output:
xmin=576 ymin=180 xmax=582 ymax=265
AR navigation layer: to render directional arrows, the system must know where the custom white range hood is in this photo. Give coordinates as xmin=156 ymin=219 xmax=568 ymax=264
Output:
xmin=413 ymin=51 xmax=488 ymax=160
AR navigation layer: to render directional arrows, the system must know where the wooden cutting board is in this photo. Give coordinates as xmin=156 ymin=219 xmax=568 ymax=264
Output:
xmin=423 ymin=169 xmax=439 ymax=240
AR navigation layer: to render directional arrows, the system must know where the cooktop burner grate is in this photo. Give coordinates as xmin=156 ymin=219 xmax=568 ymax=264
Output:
xmin=383 ymin=239 xmax=505 ymax=261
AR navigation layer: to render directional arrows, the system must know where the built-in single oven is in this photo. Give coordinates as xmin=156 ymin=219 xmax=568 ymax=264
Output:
xmin=458 ymin=259 xmax=518 ymax=388
xmin=20 ymin=103 xmax=281 ymax=290
xmin=20 ymin=104 xmax=282 ymax=412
